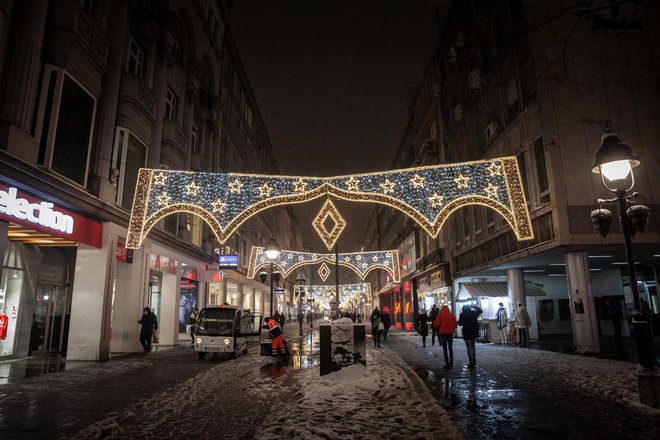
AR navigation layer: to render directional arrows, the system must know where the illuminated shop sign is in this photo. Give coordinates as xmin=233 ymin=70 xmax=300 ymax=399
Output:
xmin=0 ymin=183 xmax=102 ymax=248
xmin=0 ymin=187 xmax=73 ymax=233
xmin=218 ymin=254 xmax=239 ymax=269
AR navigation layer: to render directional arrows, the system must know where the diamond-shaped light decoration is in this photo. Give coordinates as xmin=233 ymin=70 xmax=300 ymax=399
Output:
xmin=312 ymin=199 xmax=347 ymax=250
xmin=318 ymin=262 xmax=331 ymax=282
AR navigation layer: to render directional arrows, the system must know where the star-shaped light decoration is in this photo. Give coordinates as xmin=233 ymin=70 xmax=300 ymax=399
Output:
xmin=355 ymin=254 xmax=362 ymax=261
xmin=484 ymin=183 xmax=499 ymax=198
xmin=345 ymin=176 xmax=360 ymax=191
xmin=156 ymin=193 xmax=171 ymax=206
xmin=454 ymin=173 xmax=470 ymax=189
xmin=380 ymin=179 xmax=396 ymax=194
xmin=211 ymin=199 xmax=226 ymax=214
xmin=153 ymin=171 xmax=168 ymax=185
xmin=258 ymin=182 xmax=274 ymax=198
xmin=312 ymin=199 xmax=347 ymax=250
xmin=228 ymin=178 xmax=244 ymax=194
xmin=428 ymin=192 xmax=445 ymax=208
xmin=293 ymin=178 xmax=308 ymax=192
xmin=486 ymin=162 xmax=502 ymax=176
xmin=318 ymin=262 xmax=331 ymax=282
xmin=372 ymin=256 xmax=379 ymax=262
xmin=186 ymin=181 xmax=200 ymax=197
xmin=410 ymin=173 xmax=425 ymax=188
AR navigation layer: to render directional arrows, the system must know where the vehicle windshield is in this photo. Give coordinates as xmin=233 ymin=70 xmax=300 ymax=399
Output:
xmin=196 ymin=308 xmax=236 ymax=336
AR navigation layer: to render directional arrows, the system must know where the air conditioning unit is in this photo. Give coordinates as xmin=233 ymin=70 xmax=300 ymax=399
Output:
xmin=468 ymin=69 xmax=484 ymax=89
xmin=453 ymin=105 xmax=464 ymax=122
xmin=485 ymin=121 xmax=501 ymax=142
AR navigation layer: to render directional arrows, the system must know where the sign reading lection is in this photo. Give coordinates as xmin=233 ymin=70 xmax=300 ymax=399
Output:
xmin=218 ymin=254 xmax=239 ymax=269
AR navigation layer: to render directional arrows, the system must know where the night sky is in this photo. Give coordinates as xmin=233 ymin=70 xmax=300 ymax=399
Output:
xmin=231 ymin=1 xmax=445 ymax=253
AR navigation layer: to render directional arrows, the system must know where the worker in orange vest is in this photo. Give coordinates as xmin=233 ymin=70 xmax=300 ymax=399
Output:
xmin=265 ymin=316 xmax=286 ymax=357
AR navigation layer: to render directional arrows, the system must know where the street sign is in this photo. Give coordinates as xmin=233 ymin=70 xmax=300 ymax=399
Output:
xmin=218 ymin=254 xmax=239 ymax=269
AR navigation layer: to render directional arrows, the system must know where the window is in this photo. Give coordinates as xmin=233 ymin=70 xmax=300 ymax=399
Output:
xmin=37 ymin=66 xmax=96 ymax=186
xmin=112 ymin=128 xmax=148 ymax=210
xmin=533 ymin=137 xmax=550 ymax=203
xmin=191 ymin=122 xmax=200 ymax=152
xmin=165 ymin=87 xmax=178 ymax=121
xmin=127 ymin=37 xmax=145 ymax=77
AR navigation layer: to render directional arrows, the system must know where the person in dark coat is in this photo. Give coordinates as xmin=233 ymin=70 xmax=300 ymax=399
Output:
xmin=457 ymin=304 xmax=482 ymax=368
xmin=417 ymin=309 xmax=429 ymax=347
xmin=137 ymin=307 xmax=158 ymax=354
xmin=380 ymin=309 xmax=392 ymax=341
xmin=428 ymin=304 xmax=440 ymax=346
xmin=370 ymin=307 xmax=382 ymax=348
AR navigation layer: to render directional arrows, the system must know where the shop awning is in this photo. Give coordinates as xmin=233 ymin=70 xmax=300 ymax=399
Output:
xmin=458 ymin=282 xmax=546 ymax=298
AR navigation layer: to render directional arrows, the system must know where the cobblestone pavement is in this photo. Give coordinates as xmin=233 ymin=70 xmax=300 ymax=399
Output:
xmin=380 ymin=329 xmax=660 ymax=440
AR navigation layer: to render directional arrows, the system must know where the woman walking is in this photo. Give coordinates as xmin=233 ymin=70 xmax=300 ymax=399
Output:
xmin=457 ymin=304 xmax=482 ymax=368
xmin=370 ymin=307 xmax=382 ymax=348
xmin=434 ymin=305 xmax=458 ymax=369
xmin=417 ymin=309 xmax=429 ymax=347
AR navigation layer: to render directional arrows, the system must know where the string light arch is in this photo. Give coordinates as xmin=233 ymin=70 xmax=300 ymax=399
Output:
xmin=126 ymin=157 xmax=533 ymax=249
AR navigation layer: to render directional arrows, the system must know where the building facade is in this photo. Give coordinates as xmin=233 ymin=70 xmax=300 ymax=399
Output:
xmin=0 ymin=0 xmax=300 ymax=362
xmin=362 ymin=0 xmax=660 ymax=349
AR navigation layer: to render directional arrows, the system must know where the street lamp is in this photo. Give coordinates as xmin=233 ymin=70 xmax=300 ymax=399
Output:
xmin=591 ymin=130 xmax=657 ymax=403
xmin=296 ymin=278 xmax=306 ymax=335
xmin=265 ymin=237 xmax=281 ymax=316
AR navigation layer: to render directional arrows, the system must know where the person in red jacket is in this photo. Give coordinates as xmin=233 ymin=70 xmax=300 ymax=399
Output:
xmin=265 ymin=316 xmax=286 ymax=357
xmin=434 ymin=305 xmax=458 ymax=369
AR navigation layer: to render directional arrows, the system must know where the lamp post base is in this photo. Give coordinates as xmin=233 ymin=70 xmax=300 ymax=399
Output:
xmin=638 ymin=369 xmax=660 ymax=408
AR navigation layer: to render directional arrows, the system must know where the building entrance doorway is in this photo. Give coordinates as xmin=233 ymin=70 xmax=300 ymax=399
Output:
xmin=31 ymin=285 xmax=68 ymax=353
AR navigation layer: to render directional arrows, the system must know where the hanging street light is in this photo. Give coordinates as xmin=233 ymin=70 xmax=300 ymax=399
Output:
xmin=265 ymin=237 xmax=281 ymax=316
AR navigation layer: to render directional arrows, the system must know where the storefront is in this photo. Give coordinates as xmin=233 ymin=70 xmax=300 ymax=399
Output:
xmin=415 ymin=264 xmax=452 ymax=312
xmin=0 ymin=182 xmax=102 ymax=360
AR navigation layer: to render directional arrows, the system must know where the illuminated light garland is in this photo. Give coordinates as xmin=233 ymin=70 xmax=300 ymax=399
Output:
xmin=318 ymin=262 xmax=331 ymax=282
xmin=126 ymin=157 xmax=533 ymax=249
xmin=307 ymin=283 xmax=372 ymax=310
xmin=247 ymin=246 xmax=401 ymax=283
xmin=312 ymin=199 xmax=346 ymax=251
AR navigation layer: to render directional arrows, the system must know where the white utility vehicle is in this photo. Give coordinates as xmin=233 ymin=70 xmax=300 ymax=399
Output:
xmin=194 ymin=305 xmax=262 ymax=360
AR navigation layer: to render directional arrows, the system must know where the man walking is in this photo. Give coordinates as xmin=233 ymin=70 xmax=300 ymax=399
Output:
xmin=137 ymin=307 xmax=158 ymax=354
xmin=457 ymin=304 xmax=483 ymax=368
xmin=428 ymin=304 xmax=440 ymax=346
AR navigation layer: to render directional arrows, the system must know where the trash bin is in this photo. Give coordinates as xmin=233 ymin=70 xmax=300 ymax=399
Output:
xmin=260 ymin=338 xmax=272 ymax=356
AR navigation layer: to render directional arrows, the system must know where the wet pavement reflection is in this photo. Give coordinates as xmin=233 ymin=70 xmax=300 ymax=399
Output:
xmin=259 ymin=327 xmax=320 ymax=378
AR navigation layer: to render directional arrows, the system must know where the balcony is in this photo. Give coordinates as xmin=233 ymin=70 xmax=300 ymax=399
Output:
xmin=118 ymin=73 xmax=156 ymax=124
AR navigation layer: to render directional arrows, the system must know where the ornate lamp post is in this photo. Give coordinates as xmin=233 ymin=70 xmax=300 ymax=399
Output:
xmin=265 ymin=237 xmax=281 ymax=316
xmin=591 ymin=130 xmax=658 ymax=407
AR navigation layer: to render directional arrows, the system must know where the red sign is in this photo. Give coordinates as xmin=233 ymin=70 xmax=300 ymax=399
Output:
xmin=0 ymin=183 xmax=102 ymax=248
xmin=116 ymin=243 xmax=133 ymax=263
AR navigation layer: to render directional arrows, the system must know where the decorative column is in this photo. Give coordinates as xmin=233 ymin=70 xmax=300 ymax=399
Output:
xmin=564 ymin=251 xmax=600 ymax=353
xmin=507 ymin=268 xmax=525 ymax=313
xmin=88 ymin=0 xmax=129 ymax=200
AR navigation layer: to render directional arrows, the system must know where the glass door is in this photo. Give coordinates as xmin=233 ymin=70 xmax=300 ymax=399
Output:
xmin=31 ymin=285 xmax=68 ymax=353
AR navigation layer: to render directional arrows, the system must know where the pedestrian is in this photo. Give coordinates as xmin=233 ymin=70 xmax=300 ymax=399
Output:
xmin=610 ymin=302 xmax=622 ymax=342
xmin=189 ymin=307 xmax=199 ymax=344
xmin=137 ymin=307 xmax=158 ymax=354
xmin=457 ymin=303 xmax=482 ymax=368
xmin=380 ymin=308 xmax=392 ymax=341
xmin=495 ymin=302 xmax=508 ymax=345
xmin=428 ymin=304 xmax=440 ymax=346
xmin=434 ymin=305 xmax=458 ymax=369
xmin=370 ymin=307 xmax=382 ymax=348
xmin=514 ymin=302 xmax=532 ymax=347
xmin=265 ymin=316 xmax=286 ymax=357
xmin=417 ymin=309 xmax=429 ymax=347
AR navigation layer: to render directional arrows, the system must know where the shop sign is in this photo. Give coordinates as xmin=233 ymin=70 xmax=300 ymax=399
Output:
xmin=417 ymin=274 xmax=430 ymax=289
xmin=218 ymin=254 xmax=239 ymax=269
xmin=116 ymin=243 xmax=133 ymax=263
xmin=0 ymin=184 xmax=102 ymax=247
xmin=181 ymin=266 xmax=199 ymax=281
xmin=150 ymin=254 xmax=177 ymax=275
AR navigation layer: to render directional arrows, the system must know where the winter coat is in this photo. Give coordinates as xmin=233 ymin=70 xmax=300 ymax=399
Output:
xmin=514 ymin=306 xmax=532 ymax=329
xmin=380 ymin=311 xmax=392 ymax=329
xmin=433 ymin=305 xmax=457 ymax=335
xmin=495 ymin=307 xmax=508 ymax=330
xmin=138 ymin=312 xmax=158 ymax=333
xmin=370 ymin=309 xmax=381 ymax=335
xmin=457 ymin=305 xmax=482 ymax=340
xmin=428 ymin=306 xmax=439 ymax=326
xmin=417 ymin=313 xmax=429 ymax=336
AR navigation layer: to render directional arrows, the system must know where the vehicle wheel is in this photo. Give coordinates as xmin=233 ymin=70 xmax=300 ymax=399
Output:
xmin=198 ymin=352 xmax=206 ymax=360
